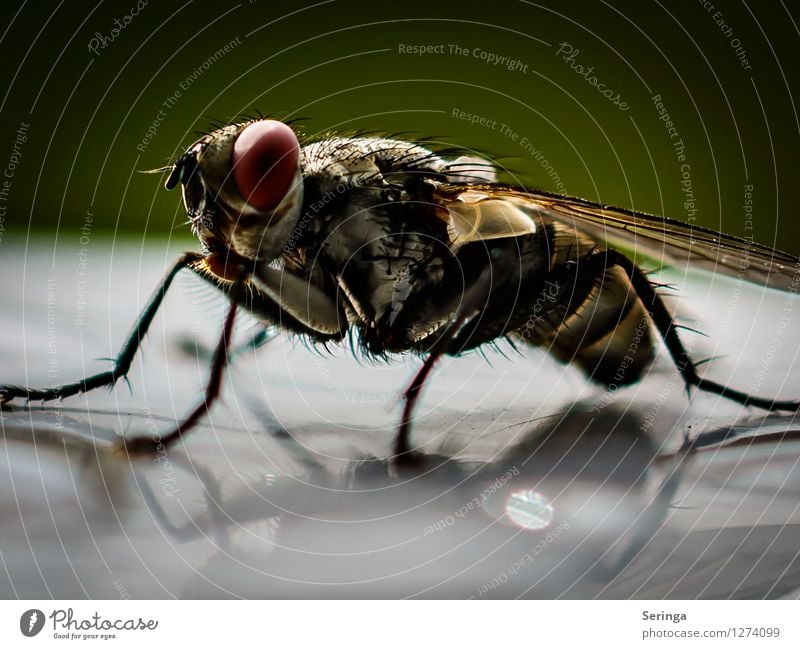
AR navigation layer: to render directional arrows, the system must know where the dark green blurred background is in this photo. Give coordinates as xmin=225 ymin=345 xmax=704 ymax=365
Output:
xmin=0 ymin=0 xmax=798 ymax=252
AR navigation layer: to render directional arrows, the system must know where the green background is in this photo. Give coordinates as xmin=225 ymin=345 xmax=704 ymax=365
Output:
xmin=0 ymin=0 xmax=798 ymax=252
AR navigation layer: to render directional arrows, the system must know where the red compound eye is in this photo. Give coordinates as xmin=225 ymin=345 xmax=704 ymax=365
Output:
xmin=232 ymin=120 xmax=300 ymax=211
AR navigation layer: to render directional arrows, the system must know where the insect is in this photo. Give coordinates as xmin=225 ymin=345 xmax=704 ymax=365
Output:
xmin=2 ymin=118 xmax=799 ymax=465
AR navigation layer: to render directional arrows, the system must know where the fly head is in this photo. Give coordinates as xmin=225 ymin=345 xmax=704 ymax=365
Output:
xmin=166 ymin=119 xmax=304 ymax=275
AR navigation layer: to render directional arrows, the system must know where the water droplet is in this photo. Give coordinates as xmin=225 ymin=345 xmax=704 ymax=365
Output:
xmin=505 ymin=490 xmax=553 ymax=530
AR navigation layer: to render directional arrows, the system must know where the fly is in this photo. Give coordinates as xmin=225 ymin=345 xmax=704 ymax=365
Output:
xmin=2 ymin=118 xmax=799 ymax=466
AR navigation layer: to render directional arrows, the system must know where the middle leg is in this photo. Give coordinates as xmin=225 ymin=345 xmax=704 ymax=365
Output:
xmin=394 ymin=245 xmax=517 ymax=462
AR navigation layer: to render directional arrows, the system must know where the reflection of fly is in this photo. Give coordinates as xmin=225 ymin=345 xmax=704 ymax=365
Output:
xmin=3 ymin=119 xmax=799 ymax=464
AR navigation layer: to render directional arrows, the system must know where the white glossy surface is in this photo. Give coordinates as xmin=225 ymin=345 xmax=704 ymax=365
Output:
xmin=1 ymin=236 xmax=799 ymax=598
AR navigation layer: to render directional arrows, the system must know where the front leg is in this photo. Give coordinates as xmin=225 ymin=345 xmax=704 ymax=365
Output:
xmin=111 ymin=269 xmax=245 ymax=457
xmin=1 ymin=250 xmax=347 ymax=456
xmin=1 ymin=253 xmax=346 ymax=408
xmin=113 ymin=261 xmax=348 ymax=456
xmin=0 ymin=252 xmax=203 ymax=405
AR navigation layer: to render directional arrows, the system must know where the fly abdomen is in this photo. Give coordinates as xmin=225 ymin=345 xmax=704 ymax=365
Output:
xmin=568 ymin=293 xmax=655 ymax=386
xmin=520 ymin=262 xmax=655 ymax=386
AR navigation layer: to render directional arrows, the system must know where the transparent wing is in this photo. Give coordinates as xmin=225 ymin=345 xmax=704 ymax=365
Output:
xmin=433 ymin=183 xmax=800 ymax=290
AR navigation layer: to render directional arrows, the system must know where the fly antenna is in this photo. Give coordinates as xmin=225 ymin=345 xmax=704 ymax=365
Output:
xmin=138 ymin=165 xmax=173 ymax=174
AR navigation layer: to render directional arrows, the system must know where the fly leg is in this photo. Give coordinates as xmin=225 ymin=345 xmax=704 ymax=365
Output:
xmin=394 ymin=247 xmax=514 ymax=464
xmin=591 ymin=249 xmax=800 ymax=411
xmin=110 ymin=270 xmax=247 ymax=458
xmin=230 ymin=327 xmax=275 ymax=359
xmin=0 ymin=252 xmax=203 ymax=405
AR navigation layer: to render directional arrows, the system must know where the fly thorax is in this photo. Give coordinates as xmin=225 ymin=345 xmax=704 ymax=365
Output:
xmin=300 ymin=137 xmax=449 ymax=192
